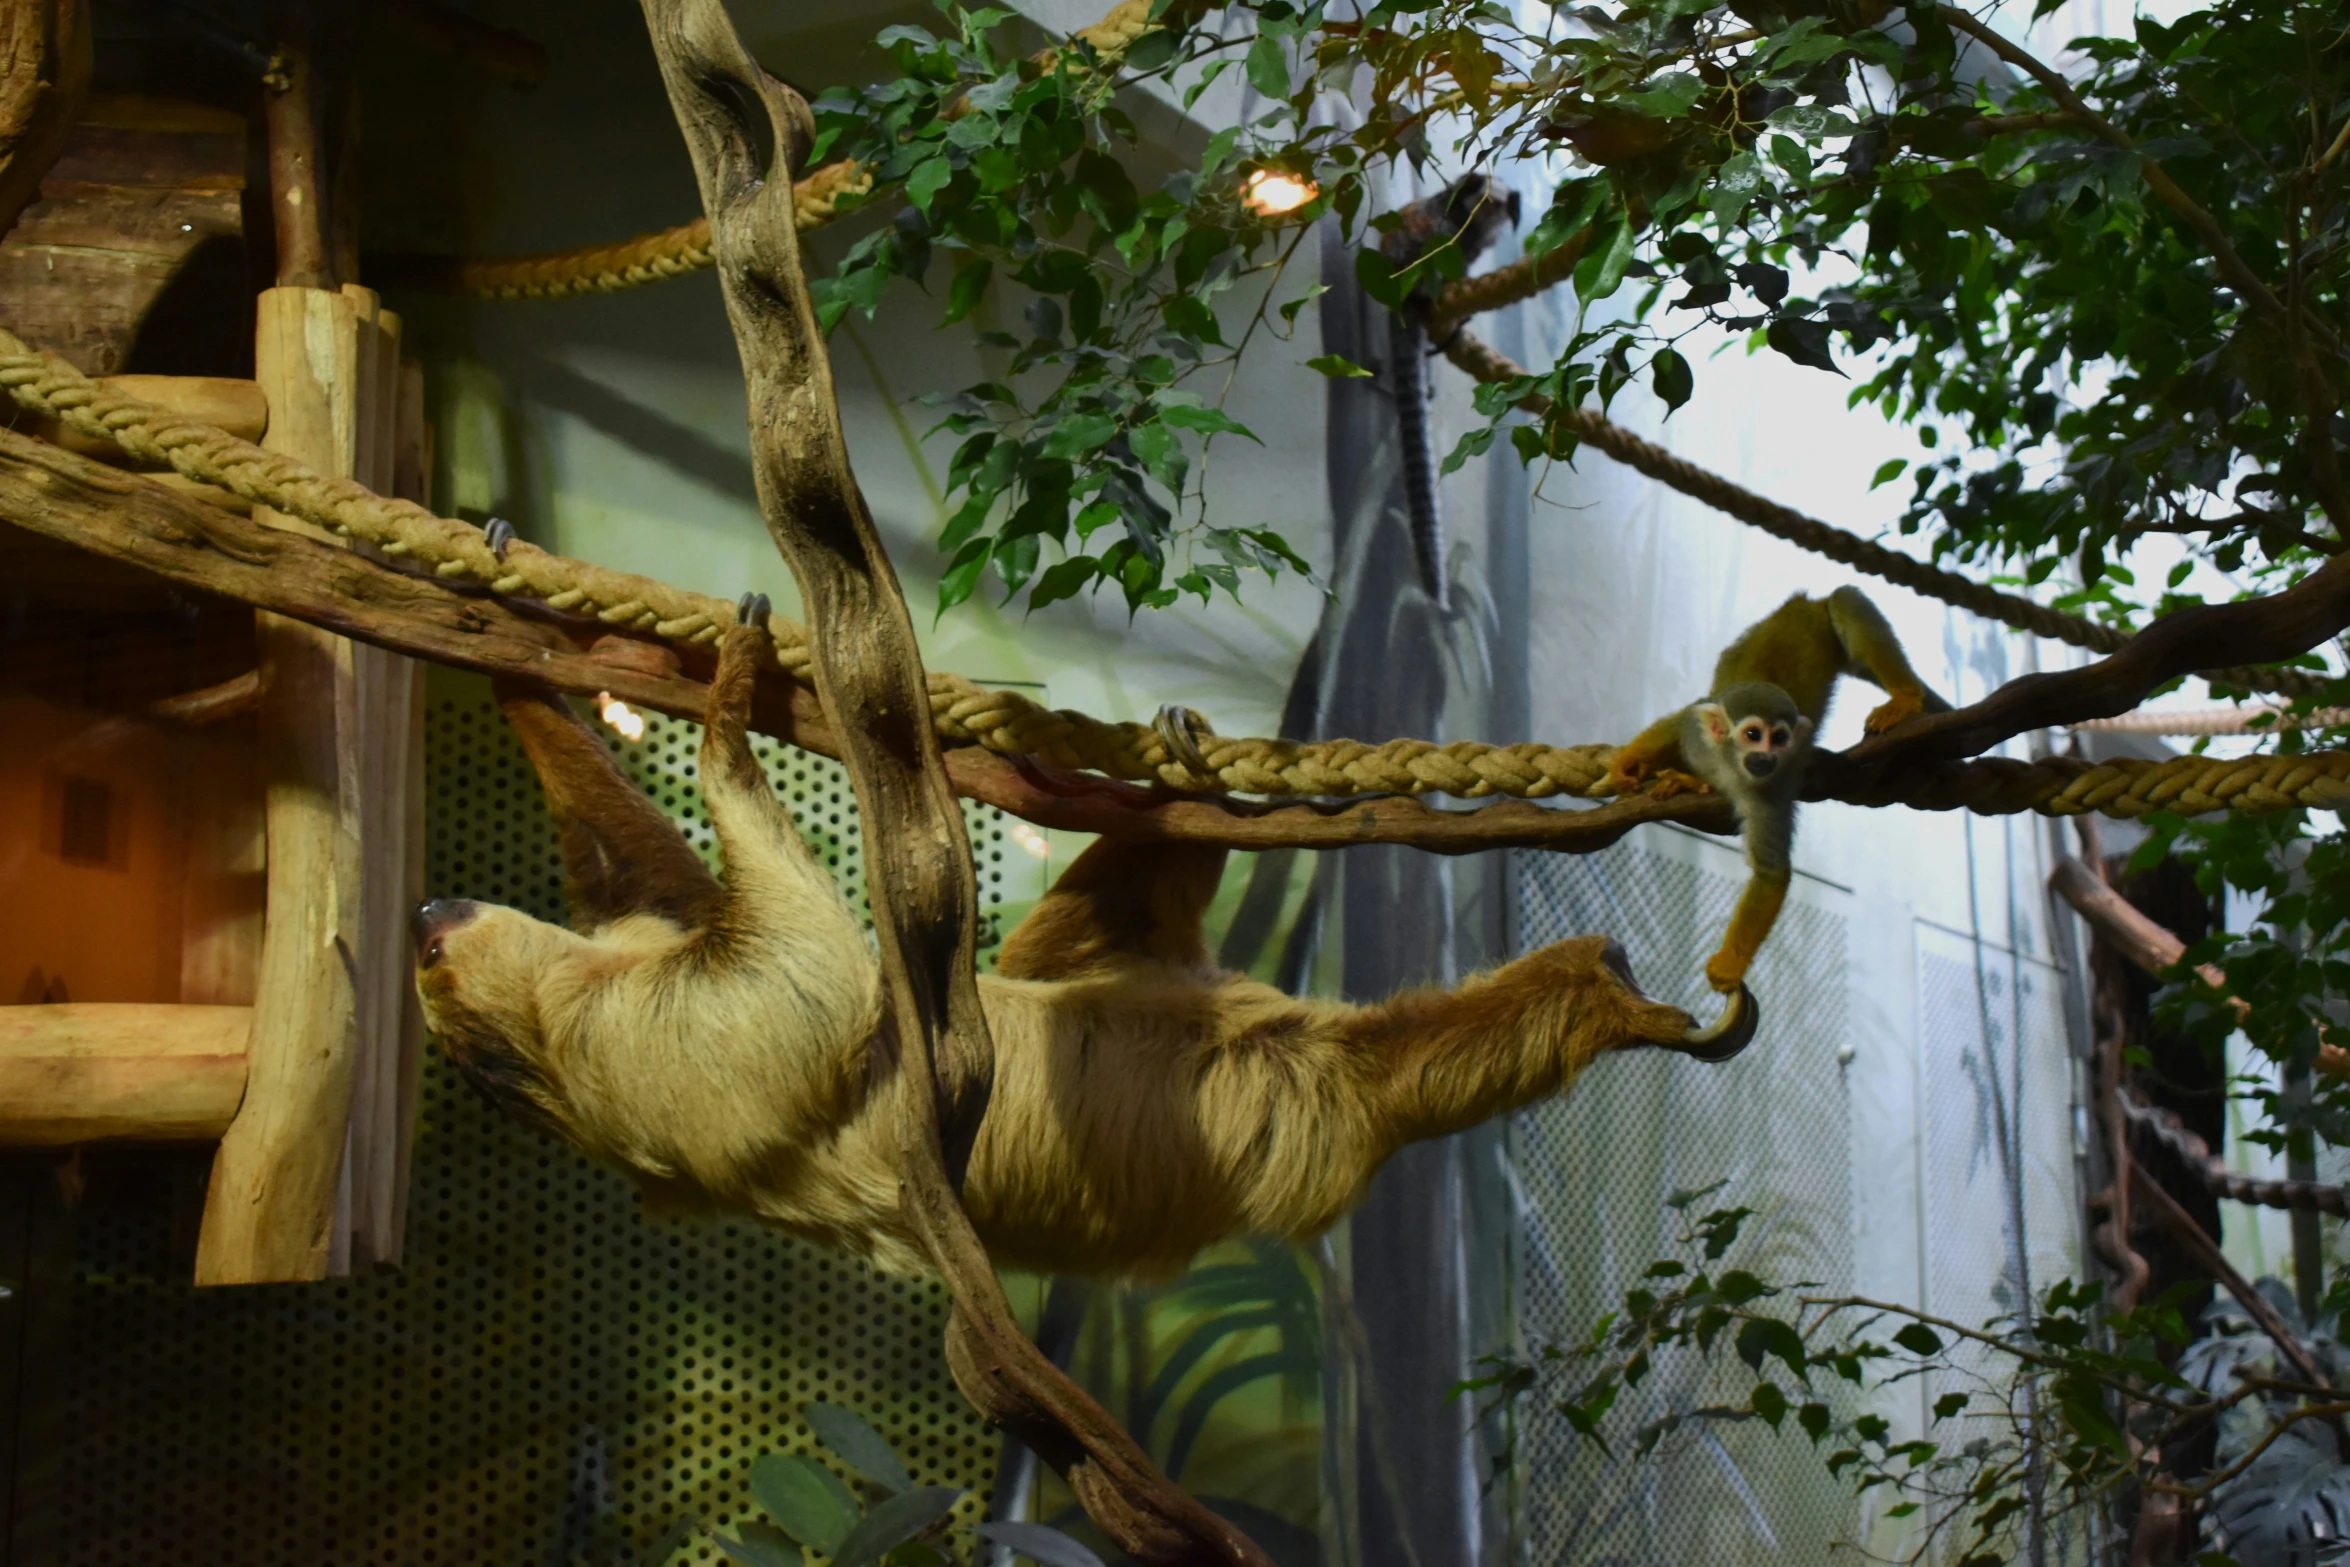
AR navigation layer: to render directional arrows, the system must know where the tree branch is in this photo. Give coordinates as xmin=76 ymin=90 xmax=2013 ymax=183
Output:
xmin=632 ymin=4 xmax=1269 ymax=1564
xmin=1826 ymin=548 xmax=2350 ymax=780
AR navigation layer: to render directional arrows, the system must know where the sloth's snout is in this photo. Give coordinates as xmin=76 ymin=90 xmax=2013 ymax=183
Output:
xmin=412 ymin=899 xmax=481 ymax=968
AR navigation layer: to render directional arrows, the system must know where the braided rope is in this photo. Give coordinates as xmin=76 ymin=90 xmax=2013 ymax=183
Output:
xmin=9 ymin=330 xmax=2350 ymax=821
xmin=388 ymin=0 xmax=1156 ymax=301
xmin=385 ymin=161 xmax=872 ymax=300
xmin=1440 ymin=329 xmax=2321 ymax=699
xmin=2119 ymin=1089 xmax=2350 ymax=1217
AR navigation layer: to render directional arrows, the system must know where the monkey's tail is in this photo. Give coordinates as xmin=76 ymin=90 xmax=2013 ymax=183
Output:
xmin=1387 ymin=308 xmax=1447 ymax=611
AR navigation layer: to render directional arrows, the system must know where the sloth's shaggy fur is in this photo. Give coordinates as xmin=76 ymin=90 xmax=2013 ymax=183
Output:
xmin=414 ymin=627 xmax=1715 ymax=1278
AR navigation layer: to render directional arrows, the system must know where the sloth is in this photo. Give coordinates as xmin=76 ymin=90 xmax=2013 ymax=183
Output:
xmin=411 ymin=611 xmax=1756 ymax=1279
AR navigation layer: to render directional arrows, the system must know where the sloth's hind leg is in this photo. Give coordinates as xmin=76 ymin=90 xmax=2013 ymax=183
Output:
xmin=700 ymin=596 xmax=830 ymax=895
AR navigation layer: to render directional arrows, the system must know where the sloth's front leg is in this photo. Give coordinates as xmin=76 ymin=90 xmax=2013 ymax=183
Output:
xmin=699 ymin=594 xmax=830 ymax=891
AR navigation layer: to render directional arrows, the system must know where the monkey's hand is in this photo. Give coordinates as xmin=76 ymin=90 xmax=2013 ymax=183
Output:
xmin=1644 ymin=769 xmax=1713 ymax=802
xmin=1863 ymin=688 xmax=1927 ymax=734
xmin=1703 ymin=946 xmax=1751 ymax=994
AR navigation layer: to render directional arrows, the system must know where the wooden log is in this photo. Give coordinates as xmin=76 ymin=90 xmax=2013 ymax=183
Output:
xmin=0 ymin=0 xmax=89 ymax=236
xmin=0 ymin=95 xmax=246 ymax=374
xmin=0 ymin=426 xmax=1732 ymax=856
xmin=343 ymin=291 xmax=418 ymax=1272
xmin=195 ymin=284 xmax=371 ymax=1286
xmin=385 ymin=355 xmax=431 ymax=1260
xmin=0 ymin=1003 xmax=249 ymax=1144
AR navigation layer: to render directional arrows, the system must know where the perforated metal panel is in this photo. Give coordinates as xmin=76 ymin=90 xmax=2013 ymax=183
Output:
xmin=1509 ymin=829 xmax=1856 ymax=1567
xmin=41 ymin=674 xmax=1008 ymax=1565
xmin=1916 ymin=929 xmax=2083 ymax=1563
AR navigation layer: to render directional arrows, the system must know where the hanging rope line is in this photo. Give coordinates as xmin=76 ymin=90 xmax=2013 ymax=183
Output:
xmin=1438 ymin=327 xmax=2319 ymax=699
xmin=373 ymin=162 xmax=871 ymax=300
xmin=5 ymin=327 xmax=2346 ymax=820
xmin=2074 ymin=702 xmax=2350 ymax=736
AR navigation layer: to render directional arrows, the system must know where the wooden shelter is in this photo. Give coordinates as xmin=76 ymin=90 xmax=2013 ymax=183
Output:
xmin=0 ymin=2 xmax=431 ymax=1284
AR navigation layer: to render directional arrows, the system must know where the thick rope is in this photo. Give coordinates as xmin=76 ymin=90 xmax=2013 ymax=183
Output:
xmin=2075 ymin=703 xmax=2350 ymax=736
xmin=386 ymin=1 xmax=1158 ymax=300
xmin=2120 ymin=1089 xmax=2350 ymax=1217
xmin=1440 ymin=329 xmax=2321 ymax=699
xmin=379 ymin=162 xmax=871 ymax=300
xmin=9 ymin=330 xmax=2350 ymax=820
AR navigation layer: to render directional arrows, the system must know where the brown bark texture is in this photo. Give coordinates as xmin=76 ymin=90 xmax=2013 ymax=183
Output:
xmin=0 ymin=0 xmax=87 ymax=238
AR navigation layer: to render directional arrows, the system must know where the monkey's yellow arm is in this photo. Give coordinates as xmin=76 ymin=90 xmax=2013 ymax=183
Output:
xmin=1597 ymin=712 xmax=1702 ymax=797
xmin=1704 ymin=869 xmax=1789 ymax=993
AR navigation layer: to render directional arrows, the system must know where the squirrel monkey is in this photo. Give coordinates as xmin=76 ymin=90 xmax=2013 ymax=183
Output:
xmin=1380 ymin=174 xmax=1520 ymax=610
xmin=1598 ymin=587 xmax=1948 ymax=993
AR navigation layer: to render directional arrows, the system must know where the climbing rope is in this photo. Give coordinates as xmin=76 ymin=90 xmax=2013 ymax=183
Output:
xmin=376 ymin=162 xmax=870 ymax=300
xmin=6 ymin=328 xmax=2347 ymax=820
xmin=1439 ymin=329 xmax=2320 ymax=700
xmin=380 ymin=0 xmax=1157 ymax=300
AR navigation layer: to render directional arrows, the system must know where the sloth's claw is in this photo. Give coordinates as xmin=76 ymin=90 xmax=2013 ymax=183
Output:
xmin=482 ymin=516 xmax=517 ymax=559
xmin=736 ymin=591 xmax=771 ymax=631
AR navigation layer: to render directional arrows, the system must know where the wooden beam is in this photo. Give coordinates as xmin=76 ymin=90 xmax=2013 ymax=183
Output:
xmin=0 ymin=426 xmax=1741 ymax=859
xmin=0 ymin=1004 xmax=249 ymax=1144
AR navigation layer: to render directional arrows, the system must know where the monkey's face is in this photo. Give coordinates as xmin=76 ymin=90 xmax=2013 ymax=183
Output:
xmin=1699 ymin=683 xmax=1813 ymax=781
xmin=411 ymin=897 xmax=687 ymax=1149
xmin=1729 ymin=711 xmax=1803 ymax=779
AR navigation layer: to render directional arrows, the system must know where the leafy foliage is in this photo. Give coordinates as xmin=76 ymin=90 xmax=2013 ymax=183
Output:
xmin=713 ymin=1402 xmax=1101 ymax=1567
xmin=1456 ymin=1192 xmax=2350 ymax=1567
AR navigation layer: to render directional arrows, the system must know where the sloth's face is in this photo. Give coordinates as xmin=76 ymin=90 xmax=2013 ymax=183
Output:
xmin=411 ymin=897 xmax=686 ymax=1146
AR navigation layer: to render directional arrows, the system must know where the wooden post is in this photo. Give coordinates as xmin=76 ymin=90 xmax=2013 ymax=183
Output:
xmin=193 ymin=282 xmax=421 ymax=1282
xmin=195 ymin=0 xmax=421 ymax=1282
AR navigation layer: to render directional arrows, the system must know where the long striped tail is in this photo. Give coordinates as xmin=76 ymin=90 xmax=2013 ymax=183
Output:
xmin=1387 ymin=309 xmax=1447 ymax=610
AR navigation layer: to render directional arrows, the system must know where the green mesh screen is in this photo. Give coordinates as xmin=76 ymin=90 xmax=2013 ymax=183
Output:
xmin=37 ymin=673 xmax=1008 ymax=1565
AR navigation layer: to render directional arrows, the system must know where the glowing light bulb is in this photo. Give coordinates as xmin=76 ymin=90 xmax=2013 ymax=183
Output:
xmin=597 ymin=692 xmax=646 ymax=742
xmin=1007 ymin=821 xmax=1051 ymax=859
xmin=1243 ymin=169 xmax=1317 ymax=218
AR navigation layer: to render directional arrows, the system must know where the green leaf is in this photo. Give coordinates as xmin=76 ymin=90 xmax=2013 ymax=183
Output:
xmin=1157 ymin=405 xmax=1260 ymax=442
xmin=1163 ymin=293 xmax=1226 ymax=346
xmin=937 ymin=536 xmax=994 ymax=615
xmin=1708 ymin=152 xmax=1762 ymax=225
xmin=714 ymin=1524 xmax=804 ymax=1567
xmin=942 ymin=259 xmax=991 ymax=325
xmin=1891 ymin=1323 xmax=1943 ymax=1357
xmin=1572 ymin=216 xmax=1635 ymax=304
xmin=829 ymin=1487 xmax=964 ymax=1567
xmin=1933 ymin=1392 xmax=1969 ymax=1421
xmin=1040 ymin=415 xmax=1118 ymax=461
xmin=1622 ymin=72 xmax=1702 ymax=118
xmin=905 ymin=155 xmax=953 ymax=214
xmin=1650 ymin=348 xmax=1692 ymax=414
xmin=1354 ymin=247 xmax=1406 ymax=309
xmin=1245 ymin=34 xmax=1290 ymax=99
xmin=749 ymin=1455 xmax=857 ymax=1553
xmin=1028 ymin=556 xmax=1100 ymax=610
xmin=1750 ymin=1382 xmax=1788 ymax=1429
xmin=1307 ymin=353 xmax=1373 ymax=378
xmin=1734 ymin=1317 xmax=1810 ymax=1384
xmin=1797 ymin=1402 xmax=1832 ymax=1443
xmin=1868 ymin=458 xmax=1907 ymax=490
xmin=976 ymin=1522 xmax=1108 ymax=1567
